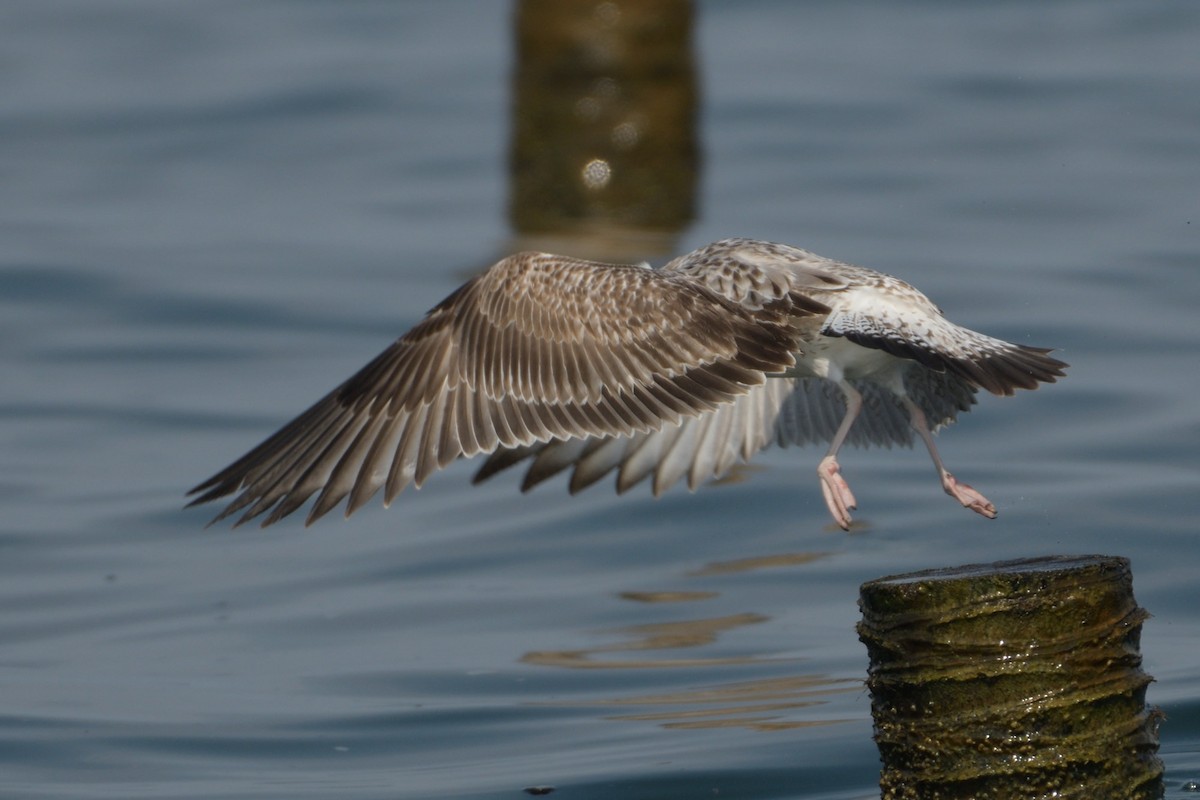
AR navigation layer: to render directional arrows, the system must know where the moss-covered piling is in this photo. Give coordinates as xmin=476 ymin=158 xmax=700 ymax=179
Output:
xmin=858 ymin=555 xmax=1162 ymax=800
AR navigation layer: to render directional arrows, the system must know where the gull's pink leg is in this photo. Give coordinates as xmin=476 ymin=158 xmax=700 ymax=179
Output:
xmin=901 ymin=397 xmax=997 ymax=519
xmin=818 ymin=382 xmax=863 ymax=530
xmin=818 ymin=456 xmax=857 ymax=530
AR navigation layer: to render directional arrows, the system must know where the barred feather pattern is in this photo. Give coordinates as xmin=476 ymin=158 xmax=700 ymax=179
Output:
xmin=189 ymin=238 xmax=1066 ymax=527
xmin=188 ymin=249 xmax=823 ymax=526
xmin=472 ymin=239 xmax=1065 ymax=504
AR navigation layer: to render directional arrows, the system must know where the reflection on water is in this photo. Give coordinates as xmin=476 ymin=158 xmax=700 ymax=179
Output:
xmin=522 ymin=612 xmax=774 ymax=669
xmin=524 ymin=601 xmax=856 ymax=731
xmin=523 ymin=553 xmax=857 ymax=731
xmin=524 ymin=551 xmax=832 ymax=669
xmin=689 ymin=551 xmax=833 ymax=577
xmin=707 ymin=462 xmax=768 ymax=487
xmin=600 ymin=675 xmax=858 ymax=732
xmin=618 ymin=590 xmax=719 ymax=603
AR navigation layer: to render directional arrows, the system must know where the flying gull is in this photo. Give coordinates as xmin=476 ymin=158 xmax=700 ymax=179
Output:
xmin=188 ymin=238 xmax=1067 ymax=530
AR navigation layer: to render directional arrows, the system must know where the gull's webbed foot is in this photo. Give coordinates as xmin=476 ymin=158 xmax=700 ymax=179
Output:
xmin=942 ymin=472 xmax=997 ymax=519
xmin=818 ymin=456 xmax=858 ymax=530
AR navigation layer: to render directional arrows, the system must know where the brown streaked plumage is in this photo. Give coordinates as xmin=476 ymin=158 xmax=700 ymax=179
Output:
xmin=187 ymin=248 xmax=825 ymax=527
xmin=472 ymin=239 xmax=1067 ymax=529
xmin=188 ymin=238 xmax=1067 ymax=530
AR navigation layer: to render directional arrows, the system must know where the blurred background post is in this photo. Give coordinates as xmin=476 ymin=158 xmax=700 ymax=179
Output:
xmin=509 ymin=0 xmax=697 ymax=262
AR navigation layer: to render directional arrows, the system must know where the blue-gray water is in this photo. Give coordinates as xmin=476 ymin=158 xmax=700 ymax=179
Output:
xmin=3 ymin=2 xmax=1198 ymax=798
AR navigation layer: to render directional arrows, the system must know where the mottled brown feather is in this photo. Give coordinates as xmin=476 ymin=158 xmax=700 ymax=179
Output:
xmin=188 ymin=250 xmax=816 ymax=526
xmin=472 ymin=238 xmax=1066 ymax=504
xmin=192 ymin=238 xmax=1065 ymax=528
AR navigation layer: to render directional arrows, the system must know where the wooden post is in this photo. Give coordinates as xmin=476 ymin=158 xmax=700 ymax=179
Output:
xmin=858 ymin=555 xmax=1163 ymax=800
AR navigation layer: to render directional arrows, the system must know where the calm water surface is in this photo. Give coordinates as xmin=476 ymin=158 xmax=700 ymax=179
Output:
xmin=2 ymin=2 xmax=1198 ymax=798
